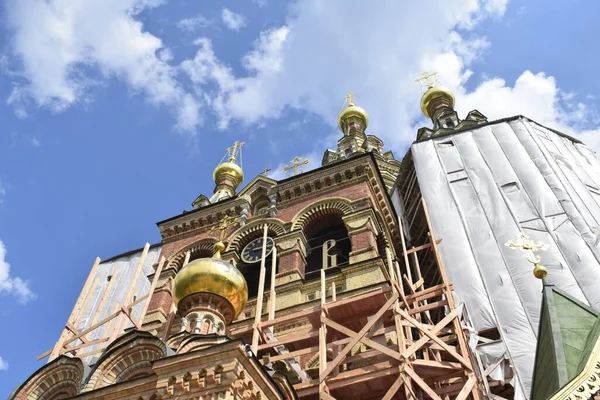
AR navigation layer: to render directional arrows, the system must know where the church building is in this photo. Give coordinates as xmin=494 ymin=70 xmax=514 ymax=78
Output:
xmin=10 ymin=76 xmax=600 ymax=400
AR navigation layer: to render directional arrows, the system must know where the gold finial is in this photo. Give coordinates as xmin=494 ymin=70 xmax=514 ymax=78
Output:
xmin=282 ymin=156 xmax=311 ymax=176
xmin=505 ymin=233 xmax=548 ymax=279
xmin=260 ymin=168 xmax=271 ymax=177
xmin=344 ymin=92 xmax=356 ymax=106
xmin=415 ymin=71 xmax=438 ymax=89
xmin=209 ymin=215 xmax=241 ymax=254
xmin=226 ymin=141 xmax=245 ymax=163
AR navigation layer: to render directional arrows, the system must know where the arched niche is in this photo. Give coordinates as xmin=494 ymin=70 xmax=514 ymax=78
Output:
xmin=167 ymin=238 xmax=217 ymax=270
xmin=11 ymin=356 xmax=84 ymax=400
xmin=290 ymin=198 xmax=354 ymax=232
xmin=84 ymin=331 xmax=166 ymax=391
xmin=304 ymin=214 xmax=351 ymax=280
xmin=252 ymin=196 xmax=271 ymax=217
xmin=226 ymin=219 xmax=285 ymax=299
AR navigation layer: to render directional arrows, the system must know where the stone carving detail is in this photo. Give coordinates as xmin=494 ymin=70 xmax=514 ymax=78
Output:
xmin=267 ymin=188 xmax=278 ymax=217
xmin=239 ymin=203 xmax=251 ymax=226
xmin=345 ymin=215 xmax=373 ymax=230
xmin=564 ymin=362 xmax=600 ymax=400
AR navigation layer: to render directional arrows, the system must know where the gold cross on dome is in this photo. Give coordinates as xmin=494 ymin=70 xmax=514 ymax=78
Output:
xmin=260 ymin=168 xmax=271 ymax=176
xmin=226 ymin=141 xmax=245 ymax=162
xmin=344 ymin=92 xmax=356 ymax=106
xmin=415 ymin=71 xmax=438 ymax=89
xmin=505 ymin=233 xmax=549 ymax=279
xmin=282 ymin=156 xmax=311 ymax=176
xmin=209 ymin=215 xmax=241 ymax=241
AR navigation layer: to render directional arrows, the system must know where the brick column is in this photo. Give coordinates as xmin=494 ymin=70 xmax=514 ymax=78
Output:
xmin=342 ymin=209 xmax=380 ymax=264
xmin=275 ymin=230 xmax=308 ymax=284
xmin=143 ymin=271 xmax=175 ymax=326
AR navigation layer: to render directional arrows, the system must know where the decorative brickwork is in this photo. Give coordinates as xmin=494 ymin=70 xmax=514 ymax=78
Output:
xmin=12 ymin=356 xmax=84 ymax=400
xmin=226 ymin=217 xmax=286 ymax=252
xmin=83 ymin=331 xmax=167 ymax=391
xmin=290 ymin=197 xmax=354 ymax=231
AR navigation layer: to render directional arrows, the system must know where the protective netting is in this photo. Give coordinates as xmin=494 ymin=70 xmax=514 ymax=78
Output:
xmin=396 ymin=117 xmax=600 ymax=399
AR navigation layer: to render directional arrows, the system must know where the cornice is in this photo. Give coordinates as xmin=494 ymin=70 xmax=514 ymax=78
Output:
xmin=237 ymin=175 xmax=277 ymax=198
xmin=156 ymin=153 xmax=399 ymax=250
xmin=158 ymin=198 xmax=248 ymax=241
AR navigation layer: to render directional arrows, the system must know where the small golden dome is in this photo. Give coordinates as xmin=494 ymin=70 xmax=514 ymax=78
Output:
xmin=213 ymin=161 xmax=244 ymax=188
xmin=420 ymin=86 xmax=455 ymax=118
xmin=172 ymin=256 xmax=248 ymax=319
xmin=337 ymin=103 xmax=369 ymax=130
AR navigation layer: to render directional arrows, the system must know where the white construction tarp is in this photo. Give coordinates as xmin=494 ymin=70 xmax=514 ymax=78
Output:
xmin=403 ymin=117 xmax=600 ymax=399
xmin=71 ymin=245 xmax=161 ymax=364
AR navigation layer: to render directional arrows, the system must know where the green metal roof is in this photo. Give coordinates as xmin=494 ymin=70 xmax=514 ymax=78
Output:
xmin=531 ymin=284 xmax=600 ymax=400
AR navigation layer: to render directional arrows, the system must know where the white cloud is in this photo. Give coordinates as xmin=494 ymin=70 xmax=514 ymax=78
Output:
xmin=0 ymin=239 xmax=36 ymax=304
xmin=5 ymin=0 xmax=599 ymax=154
xmin=182 ymin=0 xmax=510 ymax=149
xmin=177 ymin=14 xmax=212 ymax=32
xmin=179 ymin=0 xmax=600 ymax=157
xmin=454 ymin=70 xmax=600 ymax=150
xmin=242 ymin=27 xmax=289 ymax=74
xmin=0 ymin=356 xmax=8 ymax=371
xmin=221 ymin=8 xmax=246 ymax=31
xmin=5 ymin=0 xmax=200 ymax=133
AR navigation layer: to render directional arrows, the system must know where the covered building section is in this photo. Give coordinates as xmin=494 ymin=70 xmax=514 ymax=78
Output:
xmin=392 ymin=113 xmax=600 ymax=399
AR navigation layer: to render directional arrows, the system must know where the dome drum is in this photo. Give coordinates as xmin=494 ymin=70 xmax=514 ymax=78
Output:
xmin=177 ymin=292 xmax=234 ymax=324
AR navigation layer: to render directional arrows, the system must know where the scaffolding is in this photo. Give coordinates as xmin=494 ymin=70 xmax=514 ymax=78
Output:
xmin=235 ymin=199 xmax=485 ymax=400
xmin=37 ymin=198 xmax=486 ymax=399
xmin=37 ymin=243 xmax=165 ymax=362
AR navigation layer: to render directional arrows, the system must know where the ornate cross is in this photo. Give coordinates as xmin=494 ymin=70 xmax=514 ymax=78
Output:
xmin=415 ymin=71 xmax=438 ymax=89
xmin=282 ymin=156 xmax=310 ymax=176
xmin=505 ymin=233 xmax=549 ymax=279
xmin=344 ymin=92 xmax=356 ymax=106
xmin=209 ymin=215 xmax=241 ymax=241
xmin=226 ymin=141 xmax=245 ymax=162
xmin=260 ymin=168 xmax=271 ymax=177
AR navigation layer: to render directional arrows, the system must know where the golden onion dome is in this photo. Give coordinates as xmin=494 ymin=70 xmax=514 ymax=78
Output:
xmin=213 ymin=161 xmax=244 ymax=188
xmin=172 ymin=245 xmax=248 ymax=319
xmin=420 ymin=86 xmax=455 ymax=118
xmin=337 ymin=103 xmax=369 ymax=130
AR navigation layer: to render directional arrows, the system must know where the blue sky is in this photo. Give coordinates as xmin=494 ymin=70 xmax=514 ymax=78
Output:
xmin=0 ymin=0 xmax=599 ymax=395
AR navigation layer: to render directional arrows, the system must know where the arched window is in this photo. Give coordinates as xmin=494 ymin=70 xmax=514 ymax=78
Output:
xmin=253 ymin=198 xmax=270 ymax=217
xmin=304 ymin=215 xmax=350 ymax=280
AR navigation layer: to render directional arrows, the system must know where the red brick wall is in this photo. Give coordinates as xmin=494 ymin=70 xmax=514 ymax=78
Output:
xmin=277 ymin=180 xmax=374 ymax=222
xmin=350 ymin=229 xmax=378 ymax=253
xmin=147 ymin=285 xmax=172 ymax=316
xmin=278 ymin=251 xmax=305 ymax=275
